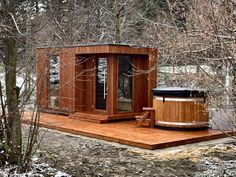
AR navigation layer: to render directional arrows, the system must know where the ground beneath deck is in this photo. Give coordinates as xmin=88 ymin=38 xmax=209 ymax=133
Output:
xmin=23 ymin=112 xmax=234 ymax=150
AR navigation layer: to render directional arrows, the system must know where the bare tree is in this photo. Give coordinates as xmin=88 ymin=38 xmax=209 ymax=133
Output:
xmin=0 ymin=0 xmax=44 ymax=168
xmin=1 ymin=0 xmax=22 ymax=164
xmin=137 ymin=0 xmax=236 ymax=129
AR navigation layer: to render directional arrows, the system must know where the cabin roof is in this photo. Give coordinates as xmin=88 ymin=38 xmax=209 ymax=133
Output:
xmin=37 ymin=43 xmax=129 ymax=49
xmin=36 ymin=43 xmax=157 ymax=55
xmin=36 ymin=43 xmax=153 ymax=49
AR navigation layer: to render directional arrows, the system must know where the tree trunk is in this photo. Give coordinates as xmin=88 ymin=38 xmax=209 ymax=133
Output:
xmin=4 ymin=37 xmax=22 ymax=164
xmin=115 ymin=0 xmax=121 ymax=43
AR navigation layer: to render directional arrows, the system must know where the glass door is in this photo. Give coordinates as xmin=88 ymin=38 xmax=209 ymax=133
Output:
xmin=117 ymin=56 xmax=133 ymax=112
xmin=95 ymin=57 xmax=107 ymax=110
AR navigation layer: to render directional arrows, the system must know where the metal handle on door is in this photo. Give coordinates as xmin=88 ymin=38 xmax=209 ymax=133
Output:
xmin=103 ymin=69 xmax=106 ymax=99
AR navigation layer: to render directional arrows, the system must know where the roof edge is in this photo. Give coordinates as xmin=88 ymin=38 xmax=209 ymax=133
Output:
xmin=36 ymin=43 xmax=156 ymax=49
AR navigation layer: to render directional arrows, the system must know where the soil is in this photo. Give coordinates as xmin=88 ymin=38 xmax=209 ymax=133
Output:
xmin=22 ymin=126 xmax=236 ymax=177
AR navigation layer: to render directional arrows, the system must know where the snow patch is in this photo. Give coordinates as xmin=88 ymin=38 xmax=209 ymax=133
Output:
xmin=0 ymin=157 xmax=71 ymax=177
xmin=55 ymin=171 xmax=72 ymax=177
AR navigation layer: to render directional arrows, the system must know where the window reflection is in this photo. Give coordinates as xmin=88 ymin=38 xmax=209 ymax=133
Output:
xmin=96 ymin=58 xmax=107 ymax=110
xmin=49 ymin=55 xmax=60 ymax=107
xmin=117 ymin=56 xmax=133 ymax=112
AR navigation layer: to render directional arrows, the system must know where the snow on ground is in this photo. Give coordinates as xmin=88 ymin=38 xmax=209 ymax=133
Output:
xmin=0 ymin=156 xmax=71 ymax=177
xmin=2 ymin=126 xmax=236 ymax=176
xmin=22 ymin=126 xmax=236 ymax=177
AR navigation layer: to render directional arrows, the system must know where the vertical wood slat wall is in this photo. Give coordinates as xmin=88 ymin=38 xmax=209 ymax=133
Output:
xmin=133 ymin=55 xmax=149 ymax=112
xmin=107 ymin=54 xmax=117 ymax=115
xmin=36 ymin=48 xmax=49 ymax=108
xmin=153 ymin=98 xmax=208 ymax=128
xmin=148 ymin=48 xmax=158 ymax=107
xmin=60 ymin=48 xmax=76 ymax=113
xmin=36 ymin=45 xmax=158 ymax=118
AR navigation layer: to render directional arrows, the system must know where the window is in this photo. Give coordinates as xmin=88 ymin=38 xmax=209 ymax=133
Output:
xmin=117 ymin=56 xmax=133 ymax=112
xmin=49 ymin=55 xmax=60 ymax=107
xmin=96 ymin=57 xmax=107 ymax=110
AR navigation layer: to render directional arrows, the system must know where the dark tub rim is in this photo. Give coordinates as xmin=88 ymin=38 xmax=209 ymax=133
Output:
xmin=152 ymin=87 xmax=207 ymax=98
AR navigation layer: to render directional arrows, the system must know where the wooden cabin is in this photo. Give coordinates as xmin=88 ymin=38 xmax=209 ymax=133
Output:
xmin=36 ymin=44 xmax=157 ymax=123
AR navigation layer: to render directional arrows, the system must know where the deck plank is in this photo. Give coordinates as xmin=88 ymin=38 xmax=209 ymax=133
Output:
xmin=23 ymin=112 xmax=234 ymax=150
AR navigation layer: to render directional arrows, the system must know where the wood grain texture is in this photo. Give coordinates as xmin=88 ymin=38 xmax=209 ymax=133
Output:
xmin=36 ymin=45 xmax=158 ymax=122
xmin=36 ymin=48 xmax=49 ymax=108
xmin=147 ymin=48 xmax=158 ymax=107
xmin=153 ymin=97 xmax=208 ymax=128
xmin=75 ymin=56 xmax=86 ymax=111
xmin=133 ymin=55 xmax=149 ymax=113
xmin=23 ymin=112 xmax=232 ymax=150
xmin=59 ymin=48 xmax=76 ymax=113
xmin=107 ymin=54 xmax=117 ymax=115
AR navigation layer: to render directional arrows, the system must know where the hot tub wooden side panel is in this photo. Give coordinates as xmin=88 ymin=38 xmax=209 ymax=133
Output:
xmin=153 ymin=97 xmax=208 ymax=128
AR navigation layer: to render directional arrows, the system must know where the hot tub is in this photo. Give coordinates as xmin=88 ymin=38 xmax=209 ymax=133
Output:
xmin=152 ymin=87 xmax=208 ymax=128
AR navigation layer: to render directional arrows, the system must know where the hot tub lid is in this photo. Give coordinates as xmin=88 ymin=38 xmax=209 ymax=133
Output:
xmin=152 ymin=87 xmax=207 ymax=97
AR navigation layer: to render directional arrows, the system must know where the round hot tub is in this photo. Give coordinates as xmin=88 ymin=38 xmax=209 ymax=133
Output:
xmin=152 ymin=87 xmax=208 ymax=128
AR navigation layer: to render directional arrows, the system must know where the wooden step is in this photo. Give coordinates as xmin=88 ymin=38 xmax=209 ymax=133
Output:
xmin=135 ymin=107 xmax=155 ymax=128
xmin=135 ymin=115 xmax=151 ymax=120
xmin=69 ymin=112 xmax=108 ymax=123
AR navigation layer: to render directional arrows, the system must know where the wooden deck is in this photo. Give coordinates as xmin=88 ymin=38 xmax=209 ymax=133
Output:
xmin=68 ymin=111 xmax=138 ymax=123
xmin=23 ymin=112 xmax=235 ymax=150
xmin=68 ymin=112 xmax=109 ymax=123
